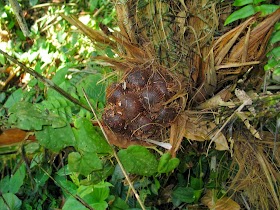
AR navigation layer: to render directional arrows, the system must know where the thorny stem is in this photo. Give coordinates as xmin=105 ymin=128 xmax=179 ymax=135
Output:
xmin=82 ymin=88 xmax=146 ymax=210
xmin=0 ymin=49 xmax=91 ymax=112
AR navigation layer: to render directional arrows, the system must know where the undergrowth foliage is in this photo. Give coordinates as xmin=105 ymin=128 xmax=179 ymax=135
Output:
xmin=0 ymin=0 xmax=279 ymax=210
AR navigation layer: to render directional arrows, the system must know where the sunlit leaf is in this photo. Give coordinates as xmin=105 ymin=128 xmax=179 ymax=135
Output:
xmin=224 ymin=5 xmax=256 ymax=25
xmin=118 ymin=145 xmax=158 ymax=176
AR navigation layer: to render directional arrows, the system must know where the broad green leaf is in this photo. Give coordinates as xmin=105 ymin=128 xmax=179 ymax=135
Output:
xmin=68 ymin=152 xmax=102 ymax=176
xmin=72 ymin=117 xmax=112 ymax=154
xmin=110 ymin=197 xmax=130 ymax=210
xmin=56 ymin=165 xmax=72 ymax=176
xmin=224 ymin=5 xmax=256 ymax=25
xmin=0 ymin=176 xmax=10 ymax=194
xmin=233 ymin=0 xmax=253 ymax=7
xmin=268 ymin=46 xmax=280 ymax=58
xmin=190 ymin=177 xmax=203 ymax=190
xmin=62 ymin=196 xmax=88 ymax=210
xmin=9 ymin=101 xmax=66 ymax=130
xmin=158 ymin=153 xmax=180 ymax=173
xmin=0 ymin=193 xmax=22 ymax=210
xmin=255 ymin=4 xmax=280 ymax=16
xmin=34 ymin=167 xmax=51 ymax=187
xmin=118 ymin=145 xmax=158 ymax=176
xmin=270 ymin=30 xmax=280 ymax=44
xmin=35 ymin=124 xmax=75 ymax=152
xmin=3 ymin=88 xmax=23 ymax=109
xmin=84 ymin=182 xmax=112 ymax=202
xmin=9 ymin=164 xmax=26 ymax=194
xmin=264 ymin=57 xmax=278 ymax=71
xmin=55 ymin=175 xmax=78 ymax=197
xmin=172 ymin=187 xmax=195 ymax=204
xmin=0 ymin=92 xmax=6 ymax=103
xmin=91 ymin=201 xmax=108 ymax=210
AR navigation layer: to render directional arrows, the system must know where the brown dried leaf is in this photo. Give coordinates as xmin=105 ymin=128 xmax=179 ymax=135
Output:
xmin=0 ymin=128 xmax=35 ymax=147
xmin=201 ymin=190 xmax=240 ymax=210
xmin=184 ymin=117 xmax=229 ymax=150
xmin=170 ymin=114 xmax=187 ymax=157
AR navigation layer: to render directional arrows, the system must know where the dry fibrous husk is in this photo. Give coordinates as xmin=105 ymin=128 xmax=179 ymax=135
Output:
xmin=229 ymin=133 xmax=280 ymax=210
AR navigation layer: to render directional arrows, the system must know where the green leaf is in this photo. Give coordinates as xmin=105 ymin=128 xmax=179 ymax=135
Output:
xmin=29 ymin=0 xmax=38 ymax=6
xmin=268 ymin=46 xmax=280 ymax=58
xmin=264 ymin=57 xmax=278 ymax=71
xmin=255 ymin=4 xmax=280 ymax=16
xmin=76 ymin=74 xmax=106 ymax=106
xmin=91 ymin=201 xmax=108 ymax=210
xmin=0 ymin=53 xmax=5 ymax=65
xmin=35 ymin=124 xmax=75 ymax=152
xmin=9 ymin=164 xmax=26 ymax=194
xmin=9 ymin=101 xmax=66 ymax=130
xmin=62 ymin=197 xmax=88 ymax=210
xmin=224 ymin=5 xmax=256 ymax=25
xmin=158 ymin=153 xmax=180 ymax=173
xmin=233 ymin=0 xmax=253 ymax=7
xmin=0 ymin=176 xmax=10 ymax=194
xmin=274 ymin=67 xmax=280 ymax=75
xmin=89 ymin=0 xmax=99 ymax=12
xmin=55 ymin=175 xmax=78 ymax=197
xmin=253 ymin=0 xmax=267 ymax=4
xmin=118 ymin=145 xmax=158 ymax=176
xmin=88 ymin=181 xmax=112 ymax=202
xmin=270 ymin=30 xmax=280 ymax=44
xmin=110 ymin=197 xmax=130 ymax=210
xmin=172 ymin=187 xmax=195 ymax=204
xmin=72 ymin=117 xmax=112 ymax=154
xmin=3 ymin=88 xmax=23 ymax=109
xmin=0 ymin=193 xmax=22 ymax=210
xmin=190 ymin=177 xmax=203 ymax=190
xmin=34 ymin=167 xmax=51 ymax=187
xmin=76 ymin=182 xmax=111 ymax=210
xmin=68 ymin=152 xmax=102 ymax=176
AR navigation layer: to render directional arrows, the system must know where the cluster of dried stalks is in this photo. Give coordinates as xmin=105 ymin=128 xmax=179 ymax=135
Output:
xmin=62 ymin=0 xmax=280 ymax=209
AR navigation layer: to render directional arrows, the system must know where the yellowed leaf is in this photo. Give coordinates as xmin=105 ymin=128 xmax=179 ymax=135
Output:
xmin=201 ymin=190 xmax=240 ymax=210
